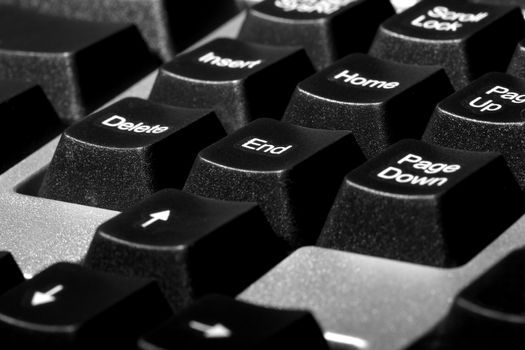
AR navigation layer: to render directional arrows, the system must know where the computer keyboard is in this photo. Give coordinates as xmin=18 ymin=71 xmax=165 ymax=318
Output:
xmin=3 ymin=0 xmax=525 ymax=348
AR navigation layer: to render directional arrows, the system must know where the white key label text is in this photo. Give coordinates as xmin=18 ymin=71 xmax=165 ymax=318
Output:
xmin=199 ymin=52 xmax=262 ymax=69
xmin=101 ymin=115 xmax=169 ymax=134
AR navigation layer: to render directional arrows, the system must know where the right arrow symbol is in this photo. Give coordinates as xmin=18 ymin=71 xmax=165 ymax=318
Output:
xmin=31 ymin=285 xmax=64 ymax=306
xmin=189 ymin=320 xmax=232 ymax=338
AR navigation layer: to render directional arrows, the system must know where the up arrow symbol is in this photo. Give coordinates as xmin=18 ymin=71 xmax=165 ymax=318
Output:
xmin=189 ymin=320 xmax=232 ymax=338
xmin=31 ymin=285 xmax=64 ymax=306
xmin=141 ymin=210 xmax=170 ymax=228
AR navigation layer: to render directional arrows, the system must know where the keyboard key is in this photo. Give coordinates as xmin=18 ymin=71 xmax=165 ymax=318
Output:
xmin=283 ymin=53 xmax=454 ymax=158
xmin=0 ymin=252 xmax=24 ymax=295
xmin=0 ymin=262 xmax=171 ymax=349
xmin=38 ymin=97 xmax=225 ymax=211
xmin=138 ymin=295 xmax=329 ymax=350
xmin=84 ymin=189 xmax=286 ymax=309
xmin=317 ymin=139 xmax=525 ymax=266
xmin=238 ymin=0 xmax=395 ymax=70
xmin=423 ymin=72 xmax=525 ymax=188
xmin=183 ymin=118 xmax=365 ymax=249
xmin=0 ymin=81 xmax=63 ymax=173
xmin=369 ymin=0 xmax=525 ymax=89
xmin=0 ymin=6 xmax=159 ymax=123
xmin=473 ymin=0 xmax=525 ymax=8
xmin=0 ymin=0 xmax=239 ymax=61
xmin=507 ymin=38 xmax=525 ymax=80
xmin=410 ymin=249 xmax=525 ymax=349
xmin=149 ymin=38 xmax=315 ymax=133
xmin=444 ymin=249 xmax=525 ymax=348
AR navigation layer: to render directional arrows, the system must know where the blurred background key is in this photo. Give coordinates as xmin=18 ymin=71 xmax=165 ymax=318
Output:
xmin=0 ymin=6 xmax=159 ymax=123
xmin=238 ymin=0 xmax=395 ymax=70
xmin=0 ymin=0 xmax=240 ymax=61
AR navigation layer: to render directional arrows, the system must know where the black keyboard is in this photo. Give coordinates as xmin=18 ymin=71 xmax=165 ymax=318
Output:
xmin=2 ymin=0 xmax=525 ymax=349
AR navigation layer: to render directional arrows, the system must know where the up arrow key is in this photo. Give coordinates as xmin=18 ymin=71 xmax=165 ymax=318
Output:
xmin=141 ymin=210 xmax=170 ymax=228
xmin=189 ymin=320 xmax=232 ymax=338
xmin=31 ymin=285 xmax=64 ymax=306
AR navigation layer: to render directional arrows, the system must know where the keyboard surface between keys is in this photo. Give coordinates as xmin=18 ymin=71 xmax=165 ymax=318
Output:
xmin=2 ymin=3 xmax=525 ymax=350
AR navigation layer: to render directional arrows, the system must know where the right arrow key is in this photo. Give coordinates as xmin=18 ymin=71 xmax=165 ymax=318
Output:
xmin=317 ymin=139 xmax=525 ymax=267
xmin=138 ymin=295 xmax=329 ymax=350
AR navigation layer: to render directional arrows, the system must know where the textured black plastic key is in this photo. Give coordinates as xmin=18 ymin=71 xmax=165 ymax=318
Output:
xmin=408 ymin=249 xmax=525 ymax=349
xmin=369 ymin=0 xmax=525 ymax=89
xmin=0 ymin=0 xmax=239 ymax=62
xmin=138 ymin=295 xmax=329 ymax=350
xmin=317 ymin=139 xmax=525 ymax=267
xmin=441 ymin=249 xmax=525 ymax=348
xmin=84 ymin=189 xmax=286 ymax=310
xmin=423 ymin=72 xmax=525 ymax=189
xmin=183 ymin=118 xmax=365 ymax=249
xmin=0 ymin=81 xmax=63 ymax=173
xmin=507 ymin=38 xmax=525 ymax=80
xmin=149 ymin=38 xmax=314 ymax=133
xmin=283 ymin=53 xmax=454 ymax=158
xmin=0 ymin=5 xmax=159 ymax=123
xmin=38 ymin=97 xmax=225 ymax=211
xmin=0 ymin=262 xmax=171 ymax=349
xmin=0 ymin=252 xmax=24 ymax=295
xmin=238 ymin=0 xmax=395 ymax=70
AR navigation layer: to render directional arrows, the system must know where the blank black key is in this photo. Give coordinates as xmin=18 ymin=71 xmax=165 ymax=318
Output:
xmin=149 ymin=38 xmax=314 ymax=133
xmin=317 ymin=139 xmax=525 ymax=267
xmin=423 ymin=72 xmax=525 ymax=188
xmin=0 ymin=252 xmax=24 ymax=295
xmin=183 ymin=118 xmax=365 ymax=249
xmin=507 ymin=38 xmax=525 ymax=80
xmin=0 ymin=0 xmax=239 ymax=61
xmin=238 ymin=0 xmax=395 ymax=70
xmin=84 ymin=189 xmax=286 ymax=310
xmin=0 ymin=262 xmax=171 ymax=349
xmin=369 ymin=0 xmax=525 ymax=89
xmin=138 ymin=295 xmax=329 ymax=350
xmin=39 ymin=97 xmax=225 ymax=211
xmin=447 ymin=249 xmax=525 ymax=348
xmin=443 ymin=249 xmax=525 ymax=348
xmin=283 ymin=53 xmax=454 ymax=158
xmin=410 ymin=249 xmax=525 ymax=349
xmin=0 ymin=81 xmax=63 ymax=173
xmin=0 ymin=6 xmax=159 ymax=123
